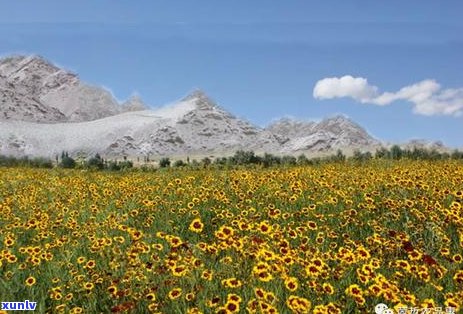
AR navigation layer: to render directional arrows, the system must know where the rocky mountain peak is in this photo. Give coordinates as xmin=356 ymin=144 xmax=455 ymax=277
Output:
xmin=266 ymin=117 xmax=316 ymax=139
xmin=182 ymin=89 xmax=218 ymax=110
xmin=315 ymin=114 xmax=364 ymax=131
xmin=320 ymin=114 xmax=353 ymax=125
xmin=400 ymin=139 xmax=445 ymax=150
xmin=183 ymin=89 xmax=208 ymax=100
xmin=0 ymin=54 xmax=389 ymax=157
xmin=0 ymin=54 xmax=74 ymax=79
xmin=121 ymin=94 xmax=148 ymax=112
xmin=0 ymin=54 xmax=127 ymax=122
xmin=266 ymin=114 xmax=380 ymax=152
xmin=19 ymin=54 xmax=57 ymax=69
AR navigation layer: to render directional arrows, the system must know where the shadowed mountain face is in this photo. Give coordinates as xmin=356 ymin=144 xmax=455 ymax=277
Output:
xmin=0 ymin=55 xmax=382 ymax=158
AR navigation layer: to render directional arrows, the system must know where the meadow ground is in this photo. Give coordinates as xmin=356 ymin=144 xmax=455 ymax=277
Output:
xmin=0 ymin=160 xmax=462 ymax=313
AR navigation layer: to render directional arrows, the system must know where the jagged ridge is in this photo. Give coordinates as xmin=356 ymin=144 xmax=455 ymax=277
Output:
xmin=0 ymin=54 xmax=392 ymax=158
xmin=0 ymin=55 xmax=148 ymax=123
xmin=266 ymin=115 xmax=380 ymax=152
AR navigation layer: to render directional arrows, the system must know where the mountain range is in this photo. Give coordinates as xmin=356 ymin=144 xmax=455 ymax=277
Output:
xmin=0 ymin=55 xmax=446 ymax=159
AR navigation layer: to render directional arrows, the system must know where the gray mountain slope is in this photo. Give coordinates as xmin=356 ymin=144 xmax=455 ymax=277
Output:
xmin=0 ymin=91 xmax=280 ymax=157
xmin=0 ymin=55 xmax=147 ymax=122
xmin=0 ymin=56 xmax=68 ymax=122
xmin=172 ymin=91 xmax=281 ymax=155
xmin=121 ymin=95 xmax=148 ymax=112
xmin=0 ymin=54 xmax=391 ymax=158
xmin=0 ymin=90 xmax=384 ymax=158
xmin=266 ymin=115 xmax=380 ymax=152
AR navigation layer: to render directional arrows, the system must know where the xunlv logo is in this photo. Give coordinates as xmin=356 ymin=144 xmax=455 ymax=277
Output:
xmin=1 ymin=300 xmax=37 ymax=311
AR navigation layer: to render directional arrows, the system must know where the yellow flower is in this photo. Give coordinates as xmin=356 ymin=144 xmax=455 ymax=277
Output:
xmin=70 ymin=307 xmax=83 ymax=314
xmin=255 ymin=270 xmax=273 ymax=282
xmin=65 ymin=293 xmax=73 ymax=301
xmin=322 ymin=283 xmax=335 ymax=295
xmin=206 ymin=296 xmax=221 ymax=308
xmin=85 ymin=259 xmax=96 ymax=269
xmin=25 ymin=276 xmax=36 ymax=287
xmin=215 ymin=225 xmax=235 ymax=239
xmin=201 ymin=270 xmax=213 ymax=281
xmin=284 ymin=277 xmax=299 ymax=292
xmin=83 ymin=282 xmax=94 ymax=290
xmin=167 ymin=236 xmax=183 ymax=248
xmin=421 ymin=298 xmax=436 ymax=309
xmin=221 ymin=277 xmax=243 ymax=288
xmin=4 ymin=238 xmax=14 ymax=247
xmin=224 ymin=300 xmax=240 ymax=313
xmin=189 ymin=218 xmax=204 ymax=233
xmin=444 ymin=298 xmax=460 ymax=311
xmin=146 ymin=293 xmax=156 ymax=301
xmin=171 ymin=265 xmax=188 ymax=277
xmin=55 ymin=304 xmax=66 ymax=313
xmin=168 ymin=288 xmax=182 ymax=300
xmin=452 ymin=254 xmax=462 ymax=263
xmin=227 ymin=293 xmax=242 ymax=303
xmin=185 ymin=292 xmax=195 ymax=301
xmin=307 ymin=221 xmax=318 ymax=230
xmin=187 ymin=307 xmax=202 ymax=314
xmin=107 ymin=285 xmax=118 ymax=295
xmin=345 ymin=284 xmax=363 ymax=297
xmin=286 ymin=295 xmax=311 ymax=313
xmin=257 ymin=221 xmax=272 ymax=234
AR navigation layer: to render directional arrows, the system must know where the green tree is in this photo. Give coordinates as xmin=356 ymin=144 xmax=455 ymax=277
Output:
xmin=232 ymin=150 xmax=260 ymax=165
xmin=390 ymin=145 xmax=403 ymax=160
xmin=201 ymin=157 xmax=212 ymax=167
xmin=59 ymin=151 xmax=76 ymax=168
xmin=173 ymin=160 xmax=186 ymax=167
xmin=451 ymin=150 xmax=463 ymax=160
xmin=281 ymin=155 xmax=297 ymax=166
xmin=86 ymin=153 xmax=104 ymax=170
xmin=297 ymin=154 xmax=308 ymax=165
xmin=159 ymin=157 xmax=171 ymax=168
xmin=375 ymin=147 xmax=388 ymax=159
xmin=262 ymin=153 xmax=280 ymax=168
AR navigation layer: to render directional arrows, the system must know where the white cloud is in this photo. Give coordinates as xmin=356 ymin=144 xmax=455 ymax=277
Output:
xmin=313 ymin=75 xmax=378 ymax=103
xmin=313 ymin=76 xmax=463 ymax=116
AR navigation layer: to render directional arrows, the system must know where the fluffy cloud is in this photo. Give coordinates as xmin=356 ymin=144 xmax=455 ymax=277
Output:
xmin=313 ymin=75 xmax=463 ymax=116
xmin=313 ymin=76 xmax=378 ymax=103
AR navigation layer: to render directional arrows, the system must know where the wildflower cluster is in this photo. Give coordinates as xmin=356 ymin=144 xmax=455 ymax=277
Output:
xmin=0 ymin=160 xmax=462 ymax=312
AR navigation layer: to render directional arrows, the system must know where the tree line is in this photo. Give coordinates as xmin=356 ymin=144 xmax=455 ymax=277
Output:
xmin=0 ymin=151 xmax=133 ymax=171
xmin=176 ymin=146 xmax=463 ymax=168
xmin=155 ymin=146 xmax=463 ymax=170
xmin=1 ymin=145 xmax=462 ymax=170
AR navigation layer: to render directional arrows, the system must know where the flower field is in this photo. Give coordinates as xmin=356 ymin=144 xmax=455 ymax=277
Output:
xmin=0 ymin=160 xmax=462 ymax=313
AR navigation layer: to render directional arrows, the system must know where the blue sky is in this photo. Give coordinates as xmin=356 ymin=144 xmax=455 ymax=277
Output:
xmin=0 ymin=1 xmax=462 ymax=147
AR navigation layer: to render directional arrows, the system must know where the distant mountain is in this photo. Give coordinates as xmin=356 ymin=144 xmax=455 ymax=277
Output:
xmin=0 ymin=55 xmax=147 ymax=122
xmin=121 ymin=95 xmax=148 ymax=112
xmin=0 ymin=89 xmax=381 ymax=158
xmin=396 ymin=139 xmax=446 ymax=151
xmin=0 ymin=90 xmax=282 ymax=157
xmin=0 ymin=54 xmax=447 ymax=159
xmin=267 ymin=115 xmax=380 ymax=152
xmin=171 ymin=90 xmax=281 ymax=154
